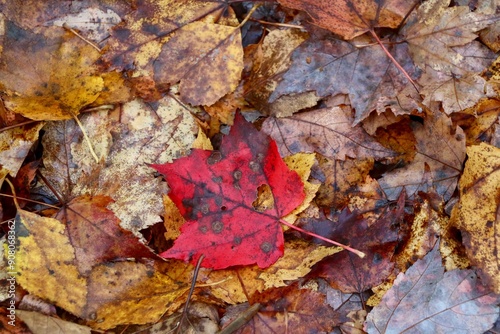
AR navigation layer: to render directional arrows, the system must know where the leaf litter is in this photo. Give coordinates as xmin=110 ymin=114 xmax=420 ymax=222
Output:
xmin=1 ymin=0 xmax=500 ymax=332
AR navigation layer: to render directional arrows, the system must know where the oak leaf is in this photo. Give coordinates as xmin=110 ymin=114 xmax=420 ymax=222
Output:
xmin=152 ymin=113 xmax=305 ymax=269
xmin=365 ymin=242 xmax=500 ymax=334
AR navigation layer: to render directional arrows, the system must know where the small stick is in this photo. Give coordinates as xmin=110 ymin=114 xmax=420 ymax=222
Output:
xmin=217 ymin=303 xmax=261 ymax=334
xmin=280 ymin=219 xmax=366 ymax=258
xmin=63 ymin=23 xmax=101 ymax=52
xmin=175 ymin=254 xmax=205 ymax=334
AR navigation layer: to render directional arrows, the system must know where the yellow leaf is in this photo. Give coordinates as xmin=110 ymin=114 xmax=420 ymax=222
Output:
xmin=451 ymin=142 xmax=500 ymax=293
xmin=0 ymin=24 xmax=103 ymax=120
xmin=11 ymin=209 xmax=189 ymax=329
xmin=154 ymin=21 xmax=243 ymax=106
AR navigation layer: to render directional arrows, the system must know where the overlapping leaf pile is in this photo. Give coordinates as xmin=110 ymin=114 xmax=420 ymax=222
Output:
xmin=0 ymin=0 xmax=499 ymax=332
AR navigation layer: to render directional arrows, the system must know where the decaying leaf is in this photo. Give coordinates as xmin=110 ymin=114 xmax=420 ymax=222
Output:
xmin=199 ymin=239 xmax=341 ymax=304
xmin=152 ymin=113 xmax=305 ymax=269
xmin=450 ymin=143 xmax=500 ymax=293
xmin=270 ymin=38 xmax=419 ymax=123
xmin=278 ymin=0 xmax=419 ymax=40
xmin=0 ymin=23 xmax=103 ymax=120
xmin=39 ymin=97 xmax=198 ymax=233
xmin=378 ymin=110 xmax=466 ymax=200
xmin=12 ymin=208 xmax=189 ymax=330
xmin=153 ymin=20 xmax=244 ymax=106
xmin=365 ymin=242 xmax=500 ymax=334
xmin=236 ymin=283 xmax=339 ymax=333
xmin=402 ymin=0 xmax=498 ymax=76
xmin=262 ymin=107 xmax=396 ymax=160
xmin=0 ymin=122 xmax=44 ymax=187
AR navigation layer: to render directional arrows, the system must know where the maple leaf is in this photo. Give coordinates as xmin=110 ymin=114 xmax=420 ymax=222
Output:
xmin=261 ymin=107 xmax=396 ymax=160
xmin=278 ymin=0 xmax=419 ymax=40
xmin=0 ymin=22 xmax=104 ymax=120
xmin=402 ymin=0 xmax=498 ymax=76
xmin=269 ymin=37 xmax=419 ymax=124
xmin=378 ymin=109 xmax=466 ymax=201
xmin=151 ymin=113 xmax=305 ymax=269
xmin=451 ymin=142 xmax=500 ymax=293
xmin=303 ymin=194 xmax=404 ymax=293
xmin=365 ymin=242 xmax=500 ymax=334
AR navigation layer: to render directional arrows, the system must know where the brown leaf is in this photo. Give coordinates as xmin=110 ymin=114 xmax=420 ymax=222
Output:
xmin=278 ymin=0 xmax=419 ymax=40
xmin=303 ymin=196 xmax=404 ymax=293
xmin=378 ymin=110 xmax=466 ymax=200
xmin=402 ymin=0 xmax=498 ymax=76
xmin=261 ymin=107 xmax=396 ymax=160
xmin=55 ymin=195 xmax=158 ymax=275
xmin=228 ymin=283 xmax=339 ymax=333
xmin=0 ymin=23 xmax=103 ymax=120
xmin=269 ymin=37 xmax=419 ymax=123
xmin=451 ymin=142 xmax=500 ymax=293
xmin=365 ymin=242 xmax=500 ymax=333
xmin=243 ymin=29 xmax=312 ymax=117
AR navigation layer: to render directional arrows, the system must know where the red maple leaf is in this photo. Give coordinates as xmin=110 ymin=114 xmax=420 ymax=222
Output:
xmin=151 ymin=113 xmax=305 ymax=269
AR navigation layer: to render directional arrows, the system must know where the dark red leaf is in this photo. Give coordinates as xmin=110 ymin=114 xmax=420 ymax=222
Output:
xmin=151 ymin=113 xmax=305 ymax=269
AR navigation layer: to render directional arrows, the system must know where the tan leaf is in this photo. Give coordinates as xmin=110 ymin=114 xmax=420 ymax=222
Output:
xmin=403 ymin=0 xmax=498 ymax=76
xmin=39 ymin=97 xmax=198 ymax=234
xmin=378 ymin=111 xmax=465 ymax=200
xmin=261 ymin=107 xmax=396 ymax=160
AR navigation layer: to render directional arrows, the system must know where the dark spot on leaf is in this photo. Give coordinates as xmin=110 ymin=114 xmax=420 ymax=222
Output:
xmin=260 ymin=241 xmax=272 ymax=253
xmin=220 ymin=205 xmax=227 ymax=211
xmin=201 ymin=204 xmax=210 ymax=214
xmin=234 ymin=236 xmax=242 ymax=245
xmin=207 ymin=151 xmax=222 ymax=165
xmin=233 ymin=170 xmax=242 ymax=180
xmin=212 ymin=221 xmax=224 ymax=234
xmin=249 ymin=161 xmax=260 ymax=172
xmin=212 ymin=176 xmax=223 ymax=184
xmin=199 ymin=225 xmax=208 ymax=234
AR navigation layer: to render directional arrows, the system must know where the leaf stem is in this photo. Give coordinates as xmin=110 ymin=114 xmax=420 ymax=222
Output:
xmin=369 ymin=29 xmax=420 ymax=94
xmin=279 ymin=219 xmax=366 ymax=258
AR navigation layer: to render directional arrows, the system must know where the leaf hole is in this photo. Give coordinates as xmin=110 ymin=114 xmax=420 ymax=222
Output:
xmin=252 ymin=184 xmax=274 ymax=212
xmin=220 ymin=205 xmax=227 ymax=211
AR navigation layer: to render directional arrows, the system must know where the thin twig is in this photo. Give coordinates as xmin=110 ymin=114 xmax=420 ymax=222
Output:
xmin=0 ymin=193 xmax=61 ymax=210
xmin=175 ymin=254 xmax=205 ymax=334
xmin=68 ymin=110 xmax=99 ymax=163
xmin=250 ymin=18 xmax=305 ymax=30
xmin=63 ymin=23 xmax=101 ymax=52
xmin=217 ymin=303 xmax=261 ymax=334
